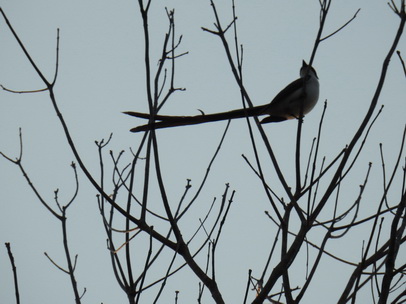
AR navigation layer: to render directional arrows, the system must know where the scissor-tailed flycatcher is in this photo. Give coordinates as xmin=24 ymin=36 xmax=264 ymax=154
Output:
xmin=124 ymin=60 xmax=319 ymax=132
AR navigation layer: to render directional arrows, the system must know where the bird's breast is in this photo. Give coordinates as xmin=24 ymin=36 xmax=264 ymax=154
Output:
xmin=303 ymin=77 xmax=319 ymax=114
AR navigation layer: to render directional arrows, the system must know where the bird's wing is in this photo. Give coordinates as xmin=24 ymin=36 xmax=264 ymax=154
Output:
xmin=268 ymin=77 xmax=305 ymax=107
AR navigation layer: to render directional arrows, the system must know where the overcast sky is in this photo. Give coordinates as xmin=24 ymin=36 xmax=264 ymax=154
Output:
xmin=1 ymin=1 xmax=405 ymax=303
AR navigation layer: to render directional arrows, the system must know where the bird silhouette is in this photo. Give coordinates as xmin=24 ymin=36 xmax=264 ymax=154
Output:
xmin=124 ymin=60 xmax=319 ymax=132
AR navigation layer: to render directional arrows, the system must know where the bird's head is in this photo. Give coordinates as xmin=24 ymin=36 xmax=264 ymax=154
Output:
xmin=300 ymin=60 xmax=318 ymax=79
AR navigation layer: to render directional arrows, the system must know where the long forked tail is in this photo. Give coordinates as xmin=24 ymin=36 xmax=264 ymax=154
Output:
xmin=124 ymin=105 xmax=269 ymax=132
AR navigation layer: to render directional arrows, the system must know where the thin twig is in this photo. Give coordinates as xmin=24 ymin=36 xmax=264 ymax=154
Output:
xmin=397 ymin=50 xmax=406 ymax=77
xmin=320 ymin=8 xmax=361 ymax=41
xmin=0 ymin=85 xmax=48 ymax=93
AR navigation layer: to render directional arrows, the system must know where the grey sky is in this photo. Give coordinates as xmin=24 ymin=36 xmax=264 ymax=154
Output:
xmin=1 ymin=1 xmax=405 ymax=303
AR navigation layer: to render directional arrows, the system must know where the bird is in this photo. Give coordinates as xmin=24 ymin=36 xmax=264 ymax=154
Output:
xmin=124 ymin=60 xmax=319 ymax=132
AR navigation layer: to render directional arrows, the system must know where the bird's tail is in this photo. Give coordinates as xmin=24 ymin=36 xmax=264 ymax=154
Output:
xmin=124 ymin=105 xmax=268 ymax=132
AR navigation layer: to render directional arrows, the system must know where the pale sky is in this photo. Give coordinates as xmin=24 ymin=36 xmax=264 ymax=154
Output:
xmin=1 ymin=1 xmax=405 ymax=303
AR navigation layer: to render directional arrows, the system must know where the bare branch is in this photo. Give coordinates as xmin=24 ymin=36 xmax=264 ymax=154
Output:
xmin=44 ymin=252 xmax=69 ymax=274
xmin=397 ymin=50 xmax=406 ymax=77
xmin=320 ymin=8 xmax=361 ymax=41
xmin=0 ymin=85 xmax=48 ymax=94
xmin=5 ymin=243 xmax=20 ymax=304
